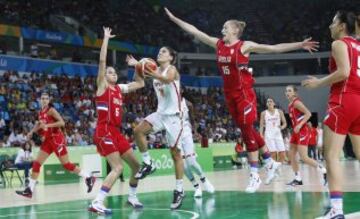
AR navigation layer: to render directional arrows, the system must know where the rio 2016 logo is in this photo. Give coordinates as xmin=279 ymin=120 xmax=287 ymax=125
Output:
xmin=153 ymin=154 xmax=174 ymax=170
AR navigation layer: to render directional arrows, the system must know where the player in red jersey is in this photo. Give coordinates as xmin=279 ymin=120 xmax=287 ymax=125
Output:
xmin=88 ymin=27 xmax=145 ymax=215
xmin=284 ymin=85 xmax=326 ymax=186
xmin=15 ymin=92 xmax=95 ymax=198
xmin=164 ymin=7 xmax=319 ymax=192
xmin=307 ymin=122 xmax=318 ymax=160
xmin=302 ymin=11 xmax=360 ymax=219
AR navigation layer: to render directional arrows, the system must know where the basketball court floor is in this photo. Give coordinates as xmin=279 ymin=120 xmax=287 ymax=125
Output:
xmin=1 ymin=161 xmax=360 ymax=219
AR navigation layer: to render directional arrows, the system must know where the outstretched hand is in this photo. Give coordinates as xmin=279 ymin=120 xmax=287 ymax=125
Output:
xmin=126 ymin=55 xmax=138 ymax=66
xmin=301 ymin=75 xmax=321 ymax=89
xmin=164 ymin=7 xmax=175 ymax=20
xmin=301 ymin=37 xmax=319 ymax=54
xmin=103 ymin=27 xmax=115 ymax=39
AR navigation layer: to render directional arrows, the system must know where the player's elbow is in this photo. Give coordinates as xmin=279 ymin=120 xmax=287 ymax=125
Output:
xmin=338 ymin=67 xmax=350 ymax=80
xmin=59 ymin=120 xmax=65 ymax=127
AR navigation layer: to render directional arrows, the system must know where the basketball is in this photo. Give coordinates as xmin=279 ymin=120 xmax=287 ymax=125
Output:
xmin=135 ymin=58 xmax=158 ymax=77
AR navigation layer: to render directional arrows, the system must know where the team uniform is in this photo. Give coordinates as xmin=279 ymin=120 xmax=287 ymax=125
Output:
xmin=216 ymin=39 xmax=265 ymax=151
xmin=264 ymin=109 xmax=285 ymax=152
xmin=324 ymin=36 xmax=360 ymax=135
xmin=180 ymin=99 xmax=195 ymax=158
xmin=38 ymin=107 xmax=68 ymax=157
xmin=93 ymin=84 xmax=131 ymax=156
xmin=145 ymin=65 xmax=183 ymax=148
xmin=288 ymin=98 xmax=309 ymax=146
xmin=180 ymin=98 xmax=215 ymax=197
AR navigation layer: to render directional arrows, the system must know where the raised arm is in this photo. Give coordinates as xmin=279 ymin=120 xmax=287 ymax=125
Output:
xmin=97 ymin=27 xmax=115 ymax=87
xmin=118 ymin=55 xmax=144 ymax=93
xmin=301 ymin=40 xmax=350 ymax=89
xmin=279 ymin=110 xmax=287 ymax=130
xmin=259 ymin=111 xmax=266 ymax=137
xmin=165 ymin=8 xmax=218 ymax=48
xmin=242 ymin=37 xmax=319 ymax=55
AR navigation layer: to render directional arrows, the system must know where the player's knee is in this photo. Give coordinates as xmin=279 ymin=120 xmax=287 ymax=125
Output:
xmin=112 ymin=164 xmax=123 ymax=175
xmin=62 ymin=162 xmax=76 ymax=172
xmin=32 ymin=161 xmax=42 ymax=173
xmin=185 ymin=156 xmax=197 ymax=167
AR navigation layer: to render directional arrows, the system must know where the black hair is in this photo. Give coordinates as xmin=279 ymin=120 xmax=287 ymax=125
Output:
xmin=336 ymin=10 xmax=357 ymax=35
xmin=163 ymin=46 xmax=177 ymax=65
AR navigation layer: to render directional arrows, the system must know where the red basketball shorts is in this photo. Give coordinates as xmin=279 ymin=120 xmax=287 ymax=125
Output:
xmin=290 ymin=126 xmax=310 ymax=146
xmin=93 ymin=125 xmax=131 ymax=156
xmin=324 ymin=94 xmax=360 ymax=135
xmin=41 ymin=133 xmax=68 ymax=157
xmin=225 ymin=88 xmax=257 ymax=126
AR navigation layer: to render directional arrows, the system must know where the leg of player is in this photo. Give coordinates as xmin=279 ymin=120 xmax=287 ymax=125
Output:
xmin=287 ymin=144 xmax=303 ymax=186
xmin=186 ymin=156 xmax=215 ymax=194
xmin=89 ymin=152 xmax=123 ymax=215
xmin=254 ymin=130 xmax=281 ymax=185
xmin=349 ymin=134 xmax=360 ymax=160
xmin=134 ymin=121 xmax=156 ymax=179
xmin=170 ymin=147 xmax=185 ymax=210
xmin=322 ymin=125 xmax=347 ymax=219
xmin=297 ymin=146 xmax=327 ymax=185
xmin=121 ymin=149 xmax=143 ymax=209
xmin=15 ymin=150 xmax=49 ymax=198
xmin=183 ymin=158 xmax=202 ymax=198
xmin=58 ymin=154 xmax=95 ymax=193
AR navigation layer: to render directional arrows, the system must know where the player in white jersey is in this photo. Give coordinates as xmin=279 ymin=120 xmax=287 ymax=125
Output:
xmin=127 ymin=47 xmax=185 ymax=209
xmin=260 ymin=98 xmax=287 ymax=165
xmin=180 ymin=96 xmax=215 ymax=197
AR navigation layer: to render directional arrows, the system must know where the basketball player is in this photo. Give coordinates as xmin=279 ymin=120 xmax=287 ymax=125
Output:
xmin=88 ymin=27 xmax=145 ymax=215
xmin=16 ymin=92 xmax=95 ymax=198
xmin=259 ymin=98 xmax=287 ymax=165
xmin=307 ymin=122 xmax=318 ymax=160
xmin=302 ymin=11 xmax=360 ymax=219
xmin=285 ymin=85 xmax=326 ymax=186
xmin=181 ymin=95 xmax=215 ymax=198
xmin=127 ymin=47 xmax=185 ymax=209
xmin=165 ymin=7 xmax=318 ymax=192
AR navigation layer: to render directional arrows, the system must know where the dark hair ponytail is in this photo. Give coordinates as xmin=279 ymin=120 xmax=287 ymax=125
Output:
xmin=163 ymin=46 xmax=177 ymax=65
xmin=336 ymin=10 xmax=357 ymax=35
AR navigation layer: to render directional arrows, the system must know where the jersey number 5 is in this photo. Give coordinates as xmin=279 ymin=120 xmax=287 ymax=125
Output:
xmin=222 ymin=66 xmax=230 ymax=75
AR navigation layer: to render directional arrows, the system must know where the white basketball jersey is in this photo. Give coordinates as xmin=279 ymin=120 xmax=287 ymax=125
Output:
xmin=264 ymin=109 xmax=282 ymax=137
xmin=181 ymin=98 xmax=190 ymax=124
xmin=153 ymin=65 xmax=181 ymax=115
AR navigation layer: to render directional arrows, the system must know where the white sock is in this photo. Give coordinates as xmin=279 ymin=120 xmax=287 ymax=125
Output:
xmin=294 ymin=171 xmax=302 ymax=181
xmin=95 ymin=187 xmax=109 ymax=203
xmin=29 ymin=178 xmax=36 ymax=192
xmin=142 ymin=152 xmax=151 ymax=165
xmin=129 ymin=185 xmax=137 ymax=197
xmin=78 ymin=170 xmax=91 ymax=178
xmin=264 ymin=157 xmax=274 ymax=168
xmin=331 ymin=198 xmax=343 ymax=211
xmin=175 ymin=179 xmax=183 ymax=192
xmin=317 ymin=164 xmax=326 ymax=174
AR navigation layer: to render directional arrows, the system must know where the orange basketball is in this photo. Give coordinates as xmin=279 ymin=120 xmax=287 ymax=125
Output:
xmin=135 ymin=58 xmax=158 ymax=77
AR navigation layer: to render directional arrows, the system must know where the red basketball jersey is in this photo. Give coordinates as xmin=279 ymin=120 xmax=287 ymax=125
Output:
xmin=288 ymin=98 xmax=305 ymax=128
xmin=96 ymin=85 xmax=124 ymax=127
xmin=216 ymin=39 xmax=255 ymax=93
xmin=38 ymin=107 xmax=61 ymax=138
xmin=328 ymin=36 xmax=360 ymax=103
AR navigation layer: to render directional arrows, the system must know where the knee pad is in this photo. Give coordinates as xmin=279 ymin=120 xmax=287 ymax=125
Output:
xmin=32 ymin=161 xmax=41 ymax=173
xmin=239 ymin=124 xmax=258 ymax=152
xmin=63 ymin=162 xmax=76 ymax=172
